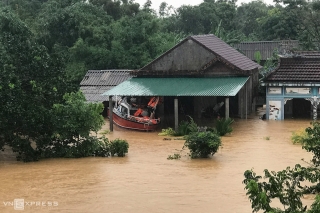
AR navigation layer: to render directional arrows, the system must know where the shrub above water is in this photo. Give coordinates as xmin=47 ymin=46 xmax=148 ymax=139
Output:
xmin=110 ymin=139 xmax=129 ymax=157
xmin=158 ymin=116 xmax=199 ymax=137
xmin=215 ymin=118 xmax=234 ymax=136
xmin=184 ymin=131 xmax=221 ymax=158
xmin=291 ymin=128 xmax=309 ymax=144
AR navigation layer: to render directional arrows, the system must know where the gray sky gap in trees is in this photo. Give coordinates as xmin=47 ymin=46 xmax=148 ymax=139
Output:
xmin=135 ymin=0 xmax=275 ymax=12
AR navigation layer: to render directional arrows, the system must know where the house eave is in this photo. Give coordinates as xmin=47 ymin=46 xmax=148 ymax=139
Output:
xmin=262 ymin=82 xmax=320 ymax=86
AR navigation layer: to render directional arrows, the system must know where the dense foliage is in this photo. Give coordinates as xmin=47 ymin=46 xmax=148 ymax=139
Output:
xmin=159 ymin=115 xmax=234 ymax=137
xmin=158 ymin=116 xmax=198 ymax=136
xmin=41 ymin=136 xmax=129 ymax=158
xmin=0 ymin=9 xmax=117 ymax=161
xmin=110 ymin=138 xmax=129 ymax=157
xmin=184 ymin=131 xmax=221 ymax=158
xmin=291 ymin=128 xmax=310 ymax=144
xmin=214 ymin=117 xmax=234 ymax=136
xmin=243 ymin=122 xmax=320 ymax=212
xmin=173 ymin=116 xmax=198 ymax=136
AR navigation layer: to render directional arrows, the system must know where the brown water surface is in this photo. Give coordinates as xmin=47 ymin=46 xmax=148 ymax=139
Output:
xmin=0 ymin=114 xmax=315 ymax=213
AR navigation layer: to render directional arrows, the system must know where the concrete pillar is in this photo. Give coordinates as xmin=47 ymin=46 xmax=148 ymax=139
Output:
xmin=174 ymin=98 xmax=178 ymax=131
xmin=225 ymin=97 xmax=229 ymax=119
xmin=109 ymin=96 xmax=113 ymax=132
xmin=306 ymin=96 xmax=320 ymax=120
xmin=238 ymin=87 xmax=245 ymax=119
xmin=158 ymin=96 xmax=164 ymax=124
xmin=246 ymin=84 xmax=248 ymax=120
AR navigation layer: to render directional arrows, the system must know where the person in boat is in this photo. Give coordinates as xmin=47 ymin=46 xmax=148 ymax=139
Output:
xmin=133 ymin=107 xmax=149 ymax=117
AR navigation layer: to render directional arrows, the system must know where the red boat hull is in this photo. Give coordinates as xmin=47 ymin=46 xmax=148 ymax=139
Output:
xmin=112 ymin=112 xmax=159 ymax=131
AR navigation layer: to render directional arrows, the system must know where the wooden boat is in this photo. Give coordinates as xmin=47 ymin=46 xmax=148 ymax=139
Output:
xmin=111 ymin=97 xmax=161 ymax=131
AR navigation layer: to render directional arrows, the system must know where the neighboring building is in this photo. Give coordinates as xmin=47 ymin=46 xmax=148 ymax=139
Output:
xmin=263 ymin=51 xmax=320 ymax=120
xmin=103 ymin=34 xmax=262 ymax=129
xmin=80 ymin=70 xmax=133 ymax=116
xmin=80 ymin=69 xmax=133 ymax=103
xmin=233 ymin=40 xmax=300 ymax=63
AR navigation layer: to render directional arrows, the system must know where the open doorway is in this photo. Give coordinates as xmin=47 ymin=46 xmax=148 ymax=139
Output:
xmin=284 ymin=98 xmax=311 ymax=119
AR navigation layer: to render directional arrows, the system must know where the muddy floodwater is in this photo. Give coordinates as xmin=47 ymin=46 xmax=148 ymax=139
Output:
xmin=0 ymin=112 xmax=316 ymax=213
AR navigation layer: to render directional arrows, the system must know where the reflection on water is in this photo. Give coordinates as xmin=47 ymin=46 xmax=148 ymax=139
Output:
xmin=0 ymin=113 xmax=315 ymax=213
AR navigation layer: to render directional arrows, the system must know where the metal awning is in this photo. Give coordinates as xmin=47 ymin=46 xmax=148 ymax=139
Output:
xmin=102 ymin=77 xmax=249 ymax=97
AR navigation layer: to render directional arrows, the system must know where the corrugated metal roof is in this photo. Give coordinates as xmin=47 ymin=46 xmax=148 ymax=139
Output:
xmin=80 ymin=86 xmax=114 ymax=103
xmin=79 ymin=70 xmax=133 ymax=102
xmin=102 ymin=77 xmax=249 ymax=97
xmin=232 ymin=40 xmax=300 ymax=61
xmin=80 ymin=70 xmax=133 ymax=86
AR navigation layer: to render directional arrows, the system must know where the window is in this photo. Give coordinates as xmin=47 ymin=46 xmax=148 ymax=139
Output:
xmin=285 ymin=88 xmax=311 ymax=94
xmin=268 ymin=87 xmax=281 ymax=94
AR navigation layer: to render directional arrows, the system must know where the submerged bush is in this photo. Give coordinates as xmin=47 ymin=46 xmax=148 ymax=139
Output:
xmin=110 ymin=139 xmax=129 ymax=157
xmin=40 ymin=136 xmax=111 ymax=158
xmin=39 ymin=136 xmax=129 ymax=159
xmin=94 ymin=137 xmax=111 ymax=157
xmin=291 ymin=128 xmax=309 ymax=144
xmin=215 ymin=118 xmax=234 ymax=136
xmin=167 ymin=153 xmax=181 ymax=160
xmin=185 ymin=116 xmax=198 ymax=134
xmin=158 ymin=127 xmax=176 ymax=136
xmin=159 ymin=116 xmax=199 ymax=137
xmin=184 ymin=131 xmax=221 ymax=158
xmin=174 ymin=120 xmax=189 ymax=136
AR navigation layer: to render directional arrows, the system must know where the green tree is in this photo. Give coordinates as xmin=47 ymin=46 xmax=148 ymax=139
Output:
xmin=36 ymin=1 xmax=112 ymax=51
xmin=158 ymin=2 xmax=174 ymax=18
xmin=175 ymin=5 xmax=206 ymax=34
xmin=243 ymin=121 xmax=320 ymax=212
xmin=109 ymin=10 xmax=177 ymax=69
xmin=50 ymin=91 xmax=104 ymax=141
xmin=40 ymin=91 xmax=106 ymax=159
xmin=257 ymin=3 xmax=300 ymax=40
xmin=0 ymin=9 xmax=106 ymax=161
xmin=296 ymin=0 xmax=320 ymax=50
xmin=236 ymin=0 xmax=269 ymax=39
xmin=172 ymin=0 xmax=240 ymax=42
xmin=0 ymin=9 xmax=72 ymax=160
xmin=34 ymin=1 xmax=113 ymax=83
xmin=89 ymin=0 xmax=140 ymax=20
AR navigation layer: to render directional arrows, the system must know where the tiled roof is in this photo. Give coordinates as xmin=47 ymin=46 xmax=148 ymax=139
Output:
xmin=191 ymin=34 xmax=262 ymax=71
xmin=140 ymin=34 xmax=261 ymax=72
xmin=265 ymin=53 xmax=320 ymax=82
xmin=80 ymin=70 xmax=133 ymax=102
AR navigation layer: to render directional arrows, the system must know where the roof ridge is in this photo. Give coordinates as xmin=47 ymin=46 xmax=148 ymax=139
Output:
xmin=191 ymin=34 xmax=261 ymax=71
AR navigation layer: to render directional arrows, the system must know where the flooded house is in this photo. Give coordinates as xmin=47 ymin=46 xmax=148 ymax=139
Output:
xmin=263 ymin=51 xmax=320 ymax=120
xmin=81 ymin=34 xmax=262 ymax=130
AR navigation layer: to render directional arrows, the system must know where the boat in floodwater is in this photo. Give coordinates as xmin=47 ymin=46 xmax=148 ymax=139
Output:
xmin=111 ymin=96 xmax=161 ymax=131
